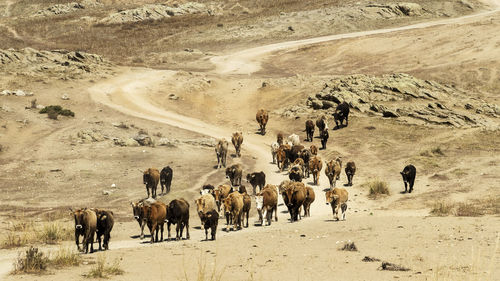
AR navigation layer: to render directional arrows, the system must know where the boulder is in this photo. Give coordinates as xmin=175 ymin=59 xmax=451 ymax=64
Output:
xmin=61 ymin=94 xmax=70 ymax=100
xmin=124 ymin=138 xmax=139 ymax=147
xmin=134 ymin=134 xmax=153 ymax=146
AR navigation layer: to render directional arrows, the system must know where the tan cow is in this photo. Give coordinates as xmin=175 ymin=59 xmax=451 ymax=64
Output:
xmin=215 ymin=138 xmax=229 ymax=168
xmin=195 ymin=194 xmax=217 ymax=224
xmin=231 ymin=132 xmax=244 ymax=157
xmin=71 ymin=208 xmax=97 ymax=254
xmin=276 ymin=147 xmax=287 ymax=172
xmin=325 ymin=188 xmax=348 ymax=220
xmin=271 ymin=142 xmax=280 ymax=164
xmin=303 ymin=186 xmax=315 ymax=217
xmin=256 ymin=109 xmax=269 ymax=135
xmin=309 ymin=156 xmax=323 ymax=185
xmin=256 ymin=184 xmax=278 ymax=225
xmin=213 ymin=184 xmax=232 ymax=212
xmin=143 ymin=168 xmax=160 ymax=198
xmin=142 ymin=201 xmax=167 ymax=243
xmin=325 ymin=158 xmax=342 ymax=189
xmin=310 ymin=145 xmax=318 ymax=156
xmin=223 ymin=192 xmax=244 ymax=231
xmin=241 ymin=192 xmax=251 ymax=228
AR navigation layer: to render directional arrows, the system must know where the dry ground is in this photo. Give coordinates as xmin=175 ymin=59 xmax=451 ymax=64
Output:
xmin=0 ymin=0 xmax=499 ymax=280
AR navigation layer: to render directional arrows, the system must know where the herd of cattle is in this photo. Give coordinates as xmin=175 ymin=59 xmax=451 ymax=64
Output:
xmin=70 ymin=104 xmax=417 ymax=253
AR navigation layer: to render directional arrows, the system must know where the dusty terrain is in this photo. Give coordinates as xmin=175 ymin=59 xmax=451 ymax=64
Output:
xmin=0 ymin=0 xmax=499 ymax=280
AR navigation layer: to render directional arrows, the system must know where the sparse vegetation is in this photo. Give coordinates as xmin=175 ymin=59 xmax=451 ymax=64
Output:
xmin=1 ymin=220 xmax=73 ymax=249
xmin=49 ymin=247 xmax=81 ymax=268
xmin=12 ymin=247 xmax=49 ymax=274
xmin=340 ymin=242 xmax=358 ymax=251
xmin=430 ymin=201 xmax=455 ymax=216
xmin=181 ymin=254 xmax=225 ymax=281
xmin=420 ymin=146 xmax=445 ymax=157
xmin=85 ymin=254 xmax=124 ymax=278
xmin=380 ymin=261 xmax=410 ymax=271
xmin=366 ymin=180 xmax=390 ymax=198
xmin=455 ymin=202 xmax=484 ymax=217
xmin=37 ymin=222 xmax=73 ymax=244
xmin=39 ymin=105 xmax=75 ymax=118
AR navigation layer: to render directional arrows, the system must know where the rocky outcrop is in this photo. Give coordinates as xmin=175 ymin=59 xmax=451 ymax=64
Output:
xmin=99 ymin=2 xmax=222 ymax=24
xmin=366 ymin=3 xmax=422 ymax=17
xmin=303 ymin=73 xmax=498 ymax=128
xmin=76 ymin=129 xmax=105 ymax=143
xmin=0 ymin=48 xmax=112 ymax=79
xmin=32 ymin=1 xmax=101 ymax=17
xmin=1 ymin=90 xmax=33 ymax=96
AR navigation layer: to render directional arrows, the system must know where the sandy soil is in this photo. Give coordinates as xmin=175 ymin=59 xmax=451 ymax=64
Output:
xmin=0 ymin=0 xmax=499 ymax=280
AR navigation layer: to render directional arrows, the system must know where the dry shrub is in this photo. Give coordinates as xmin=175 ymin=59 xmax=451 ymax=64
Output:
xmin=420 ymin=146 xmax=445 ymax=157
xmin=430 ymin=201 xmax=454 ymax=216
xmin=181 ymin=253 xmax=225 ymax=281
xmin=367 ymin=179 xmax=390 ymax=198
xmin=12 ymin=247 xmax=48 ymax=274
xmin=455 ymin=202 xmax=484 ymax=217
xmin=37 ymin=222 xmax=73 ymax=244
xmin=380 ymin=261 xmax=410 ymax=271
xmin=85 ymin=254 xmax=124 ymax=278
xmin=49 ymin=247 xmax=81 ymax=268
xmin=340 ymin=242 xmax=358 ymax=251
xmin=362 ymin=256 xmax=381 ymax=262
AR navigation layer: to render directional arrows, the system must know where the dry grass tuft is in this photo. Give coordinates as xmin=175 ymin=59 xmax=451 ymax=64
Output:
xmin=366 ymin=179 xmax=390 ymax=199
xmin=37 ymin=222 xmax=73 ymax=244
xmin=49 ymin=247 xmax=81 ymax=268
xmin=455 ymin=202 xmax=484 ymax=217
xmin=85 ymin=254 xmax=124 ymax=278
xmin=380 ymin=261 xmax=410 ymax=271
xmin=1 ymin=220 xmax=73 ymax=249
xmin=181 ymin=253 xmax=226 ymax=281
xmin=430 ymin=201 xmax=455 ymax=216
xmin=340 ymin=242 xmax=358 ymax=251
xmin=11 ymin=247 xmax=49 ymax=274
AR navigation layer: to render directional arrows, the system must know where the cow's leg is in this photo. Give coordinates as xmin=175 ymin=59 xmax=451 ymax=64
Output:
xmin=89 ymin=232 xmax=94 ymax=253
xmin=140 ymin=220 xmax=145 ymax=239
xmin=104 ymin=231 xmax=110 ymax=250
xmin=245 ymin=211 xmax=249 ymax=228
xmin=167 ymin=222 xmax=171 ymax=240
xmin=205 ymin=227 xmax=208 ymax=240
xmin=211 ymin=225 xmax=216 ymax=240
xmin=75 ymin=233 xmax=81 ymax=252
xmin=409 ymin=179 xmax=414 ymax=193
xmin=180 ymin=223 xmax=185 ymax=240
xmin=176 ymin=223 xmax=181 ymax=240
xmin=185 ymin=221 xmax=190 ymax=240
xmin=257 ymin=209 xmax=263 ymax=225
xmin=404 ymin=181 xmax=408 ymax=193
xmin=146 ymin=186 xmax=150 ymax=198
xmin=160 ymin=223 xmax=164 ymax=242
xmin=97 ymin=232 xmax=102 ymax=251
xmin=151 ymin=222 xmax=157 ymax=243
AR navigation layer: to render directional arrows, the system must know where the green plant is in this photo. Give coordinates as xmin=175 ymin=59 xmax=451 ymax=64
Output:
xmin=39 ymin=105 xmax=75 ymax=118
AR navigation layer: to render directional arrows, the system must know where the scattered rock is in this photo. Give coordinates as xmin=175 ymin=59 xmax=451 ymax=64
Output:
xmin=102 ymin=190 xmax=113 ymax=195
xmin=100 ymin=2 xmax=221 ymax=24
xmin=183 ymin=138 xmax=216 ymax=147
xmin=380 ymin=262 xmax=410 ymax=271
xmin=366 ymin=2 xmax=422 ymax=17
xmin=158 ymin=138 xmax=177 ymax=147
xmin=124 ymin=138 xmax=139 ymax=147
xmin=1 ymin=90 xmax=33 ymax=96
xmin=76 ymin=129 xmax=105 ymax=143
xmin=61 ymin=94 xmax=70 ymax=100
xmin=168 ymin=94 xmax=179 ymax=100
xmin=134 ymin=134 xmax=153 ymax=146
xmin=363 ymin=256 xmax=381 ymax=262
xmin=112 ymin=122 xmax=129 ymax=129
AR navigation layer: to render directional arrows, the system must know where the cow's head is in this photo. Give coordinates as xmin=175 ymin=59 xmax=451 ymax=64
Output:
xmin=400 ymin=171 xmax=409 ymax=182
xmin=246 ymin=174 xmax=255 ymax=183
xmin=284 ymin=187 xmax=295 ymax=207
xmin=225 ymin=167 xmax=232 ymax=179
xmin=71 ymin=208 xmax=85 ymax=230
xmin=143 ymin=171 xmax=150 ymax=185
xmin=195 ymin=198 xmax=205 ymax=215
xmin=141 ymin=205 xmax=151 ymax=220
xmin=131 ymin=201 xmax=143 ymax=220
xmin=255 ymin=195 xmax=264 ymax=211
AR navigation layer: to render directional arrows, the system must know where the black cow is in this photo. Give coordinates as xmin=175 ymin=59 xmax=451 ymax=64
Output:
xmin=300 ymin=149 xmax=312 ymax=178
xmin=320 ymin=130 xmax=329 ymax=150
xmin=333 ymin=102 xmax=350 ymax=129
xmin=200 ymin=184 xmax=215 ymax=196
xmin=287 ymin=145 xmax=305 ymax=164
xmin=345 ymin=161 xmax=356 ymax=186
xmin=95 ymin=209 xmax=114 ymax=251
xmin=200 ymin=209 xmax=219 ymax=241
xmin=160 ymin=166 xmax=173 ymax=195
xmin=246 ymin=172 xmax=266 ymax=195
xmin=401 ymin=164 xmax=416 ymax=193
xmin=166 ymin=198 xmax=190 ymax=240
xmin=289 ymin=166 xmax=302 ymax=182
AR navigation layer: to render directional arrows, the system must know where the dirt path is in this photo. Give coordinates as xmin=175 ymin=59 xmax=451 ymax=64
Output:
xmin=210 ymin=0 xmax=500 ymax=75
xmin=0 ymin=0 xmax=22 ymax=40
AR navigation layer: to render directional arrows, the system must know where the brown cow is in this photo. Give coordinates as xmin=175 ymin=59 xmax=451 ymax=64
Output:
xmin=276 ymin=147 xmax=287 ymax=172
xmin=305 ymin=120 xmax=315 ymax=142
xmin=325 ymin=158 xmax=342 ymax=189
xmin=277 ymin=132 xmax=284 ymax=145
xmin=316 ymin=115 xmax=328 ymax=135
xmin=195 ymin=194 xmax=217 ymax=225
xmin=281 ymin=181 xmax=307 ymax=222
xmin=94 ymin=209 xmax=114 ymax=251
xmin=231 ymin=131 xmax=244 ymax=157
xmin=256 ymin=109 xmax=269 ymax=135
xmin=256 ymin=184 xmax=278 ymax=225
xmin=345 ymin=161 xmax=356 ymax=186
xmin=300 ymin=149 xmax=312 ymax=178
xmin=213 ymin=184 xmax=232 ymax=212
xmin=303 ymin=186 xmax=315 ymax=217
xmin=142 ymin=201 xmax=166 ymax=243
xmin=226 ymin=164 xmax=243 ymax=186
xmin=309 ymin=156 xmax=323 ymax=185
xmin=241 ymin=192 xmax=251 ymax=228
xmin=325 ymin=188 xmax=348 ymax=220
xmin=310 ymin=145 xmax=318 ymax=156
xmin=293 ymin=157 xmax=306 ymax=178
xmin=166 ymin=198 xmax=190 ymax=240
xmin=71 ymin=208 xmax=97 ymax=254
xmin=215 ymin=138 xmax=229 ymax=168
xmin=131 ymin=200 xmax=145 ymax=239
xmin=143 ymin=168 xmax=160 ymax=198
xmin=223 ymin=192 xmax=244 ymax=231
